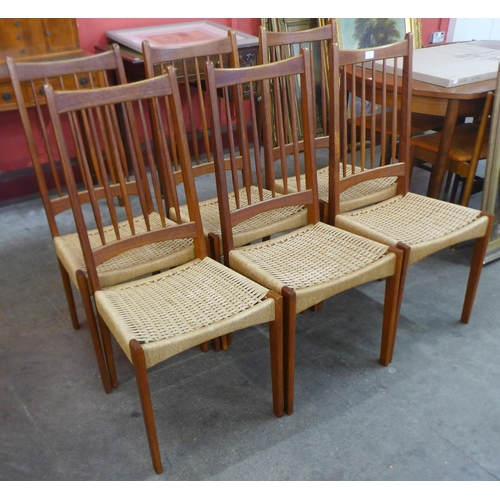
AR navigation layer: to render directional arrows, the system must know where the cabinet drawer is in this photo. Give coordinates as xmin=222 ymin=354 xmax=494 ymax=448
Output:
xmin=21 ymin=72 xmax=106 ymax=106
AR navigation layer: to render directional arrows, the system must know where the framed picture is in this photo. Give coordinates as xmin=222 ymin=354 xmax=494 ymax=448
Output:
xmin=260 ymin=18 xmax=328 ymax=137
xmin=336 ymin=18 xmax=422 ymax=50
xmin=261 ymin=18 xmax=319 ymax=34
xmin=482 ymin=65 xmax=500 ymax=264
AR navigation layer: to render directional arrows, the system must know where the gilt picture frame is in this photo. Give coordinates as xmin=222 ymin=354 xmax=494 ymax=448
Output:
xmin=481 ymin=64 xmax=500 ymax=264
xmin=336 ymin=18 xmax=422 ymax=50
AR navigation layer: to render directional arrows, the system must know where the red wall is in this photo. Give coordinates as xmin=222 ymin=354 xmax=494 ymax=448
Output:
xmin=0 ymin=18 xmax=447 ymax=182
xmin=421 ymin=18 xmax=451 ymax=46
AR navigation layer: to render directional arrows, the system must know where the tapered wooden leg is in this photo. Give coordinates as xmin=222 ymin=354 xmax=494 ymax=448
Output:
xmin=208 ymin=233 xmax=231 ymax=351
xmin=282 ymin=287 xmax=297 ymax=416
xmin=267 ymin=291 xmax=284 ymax=418
xmin=379 ymin=247 xmax=404 ymax=366
xmin=76 ymin=270 xmax=112 ymax=394
xmin=130 ymin=339 xmax=163 ymax=474
xmin=310 ymin=302 xmax=323 ymax=313
xmin=199 ymin=342 xmax=210 ymax=353
xmin=208 ymin=233 xmax=222 ymax=263
xmin=461 ymin=213 xmax=494 ymax=324
xmin=58 ymin=259 xmax=79 ymax=330
xmin=394 ymin=242 xmax=411 ymax=328
xmin=319 ymin=200 xmax=328 ymax=223
xmin=97 ymin=313 xmax=118 ymax=389
xmin=211 ymin=337 xmax=222 ymax=352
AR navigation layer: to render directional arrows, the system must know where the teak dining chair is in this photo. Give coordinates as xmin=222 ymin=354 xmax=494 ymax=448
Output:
xmin=410 ymin=91 xmax=494 ymax=207
xmin=7 ymin=46 xmax=204 ymax=391
xmin=205 ymin=49 xmax=404 ymax=416
xmin=259 ymin=22 xmax=399 ymax=217
xmin=328 ymin=36 xmax=494 ymax=343
xmin=142 ymin=32 xmax=307 ymax=265
xmin=6 ymin=46 xmax=128 ymax=336
xmin=45 ymin=71 xmax=284 ymax=474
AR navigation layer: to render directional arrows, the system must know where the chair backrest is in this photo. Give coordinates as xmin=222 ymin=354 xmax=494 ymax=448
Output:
xmin=44 ymin=71 xmax=207 ymax=293
xmin=258 ymin=21 xmax=338 ymax=151
xmin=6 ymin=45 xmax=128 ymax=237
xmin=328 ymin=34 xmax=413 ymax=223
xmin=142 ymin=31 xmax=240 ymax=197
xmin=205 ymin=49 xmax=320 ymax=264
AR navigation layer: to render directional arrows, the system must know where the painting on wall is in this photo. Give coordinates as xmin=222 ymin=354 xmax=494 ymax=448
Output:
xmin=337 ymin=18 xmax=422 ymax=49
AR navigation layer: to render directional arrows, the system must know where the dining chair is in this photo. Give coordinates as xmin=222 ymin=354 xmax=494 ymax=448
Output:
xmin=7 ymin=46 xmax=206 ymax=391
xmin=205 ymin=48 xmax=404 ymax=416
xmin=259 ymin=22 xmax=400 ymax=218
xmin=328 ymin=36 xmax=494 ymax=341
xmin=410 ymin=91 xmax=494 ymax=207
xmin=142 ymin=32 xmax=307 ymax=265
xmin=6 ymin=46 xmax=129 ymax=337
xmin=45 ymin=71 xmax=284 ymax=474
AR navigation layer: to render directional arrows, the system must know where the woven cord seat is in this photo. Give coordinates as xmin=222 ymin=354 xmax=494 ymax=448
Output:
xmin=96 ymin=257 xmax=276 ymax=369
xmin=171 ymin=186 xmax=307 ymax=251
xmin=54 ymin=212 xmax=194 ymax=289
xmin=336 ymin=192 xmax=490 ymax=265
xmin=229 ymin=222 xmax=397 ymax=314
xmin=275 ymin=165 xmax=398 ymax=213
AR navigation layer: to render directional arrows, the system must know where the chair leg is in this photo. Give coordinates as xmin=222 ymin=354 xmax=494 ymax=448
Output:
xmin=267 ymin=291 xmax=284 ymax=418
xmin=461 ymin=213 xmax=494 ymax=324
xmin=208 ymin=232 xmax=232 ymax=351
xmin=97 ymin=313 xmax=118 ymax=389
xmin=76 ymin=270 xmax=112 ymax=394
xmin=211 ymin=337 xmax=222 ymax=352
xmin=282 ymin=286 xmax=297 ymax=416
xmin=394 ymin=242 xmax=411 ymax=327
xmin=450 ymin=175 xmax=461 ymax=204
xmin=310 ymin=303 xmax=323 ymax=313
xmin=130 ymin=339 xmax=163 ymax=474
xmin=379 ymin=247 xmax=404 ymax=366
xmin=57 ymin=259 xmax=80 ymax=330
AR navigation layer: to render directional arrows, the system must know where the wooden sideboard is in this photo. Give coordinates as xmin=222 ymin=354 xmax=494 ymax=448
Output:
xmin=0 ymin=19 xmax=82 ymax=111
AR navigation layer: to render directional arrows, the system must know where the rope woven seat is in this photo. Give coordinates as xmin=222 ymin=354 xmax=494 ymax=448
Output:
xmin=335 ymin=192 xmax=490 ymax=265
xmin=96 ymin=257 xmax=276 ymax=369
xmin=54 ymin=212 xmax=194 ymax=289
xmin=229 ymin=222 xmax=397 ymax=314
xmin=274 ymin=165 xmax=397 ymax=213
xmin=171 ymin=186 xmax=307 ymax=249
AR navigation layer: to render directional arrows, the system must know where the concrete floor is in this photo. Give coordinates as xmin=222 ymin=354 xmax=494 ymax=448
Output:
xmin=1 ymin=167 xmax=500 ymax=482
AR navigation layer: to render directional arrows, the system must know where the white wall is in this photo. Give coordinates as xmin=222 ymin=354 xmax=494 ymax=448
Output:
xmin=449 ymin=18 xmax=500 ymax=42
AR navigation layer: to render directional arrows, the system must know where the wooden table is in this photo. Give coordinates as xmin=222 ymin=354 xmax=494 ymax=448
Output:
xmin=410 ymin=40 xmax=500 ymax=199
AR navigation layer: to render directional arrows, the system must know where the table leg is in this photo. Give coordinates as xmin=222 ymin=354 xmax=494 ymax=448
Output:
xmin=426 ymin=99 xmax=460 ymax=199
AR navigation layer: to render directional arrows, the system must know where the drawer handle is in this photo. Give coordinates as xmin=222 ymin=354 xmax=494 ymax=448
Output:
xmin=2 ymin=92 xmax=12 ymax=102
xmin=79 ymin=76 xmax=89 ymax=86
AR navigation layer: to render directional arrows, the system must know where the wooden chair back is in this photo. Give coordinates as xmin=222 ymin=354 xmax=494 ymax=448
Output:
xmin=6 ymin=45 xmax=128 ymax=238
xmin=205 ymin=49 xmax=320 ymax=264
xmin=142 ymin=32 xmax=240 ymax=195
xmin=258 ymin=21 xmax=337 ymax=151
xmin=44 ymin=71 xmax=207 ymax=294
xmin=328 ymin=34 xmax=413 ymax=223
